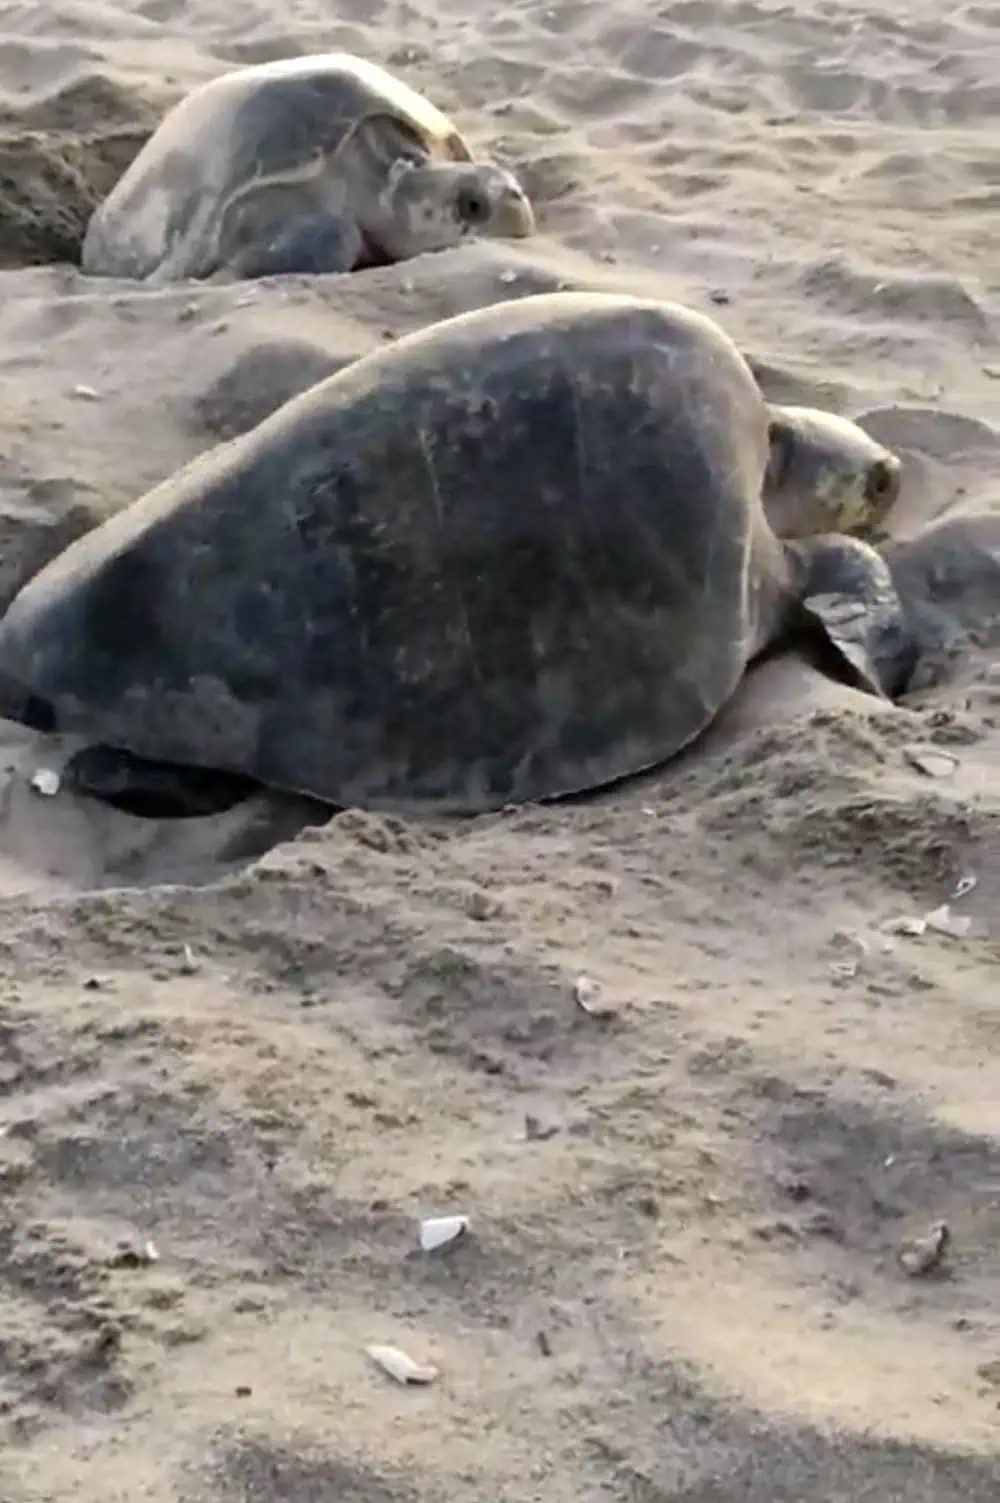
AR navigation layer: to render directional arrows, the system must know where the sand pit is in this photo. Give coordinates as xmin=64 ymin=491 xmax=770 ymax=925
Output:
xmin=0 ymin=3 xmax=998 ymax=1500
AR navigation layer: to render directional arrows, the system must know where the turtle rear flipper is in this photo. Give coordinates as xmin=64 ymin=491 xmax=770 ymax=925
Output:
xmin=65 ymin=744 xmax=258 ymax=819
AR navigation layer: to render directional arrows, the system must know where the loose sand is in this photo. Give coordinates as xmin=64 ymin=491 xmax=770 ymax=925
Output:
xmin=0 ymin=2 xmax=998 ymax=1499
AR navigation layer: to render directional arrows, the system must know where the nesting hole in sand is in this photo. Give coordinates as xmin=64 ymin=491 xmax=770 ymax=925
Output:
xmin=64 ymin=745 xmax=262 ymax=821
xmin=0 ymin=75 xmax=158 ymax=269
xmin=83 ymin=771 xmax=258 ymax=822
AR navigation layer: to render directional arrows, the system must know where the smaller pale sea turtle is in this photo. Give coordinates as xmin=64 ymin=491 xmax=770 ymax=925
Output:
xmin=0 ymin=292 xmax=989 ymax=822
xmin=80 ymin=53 xmax=535 ymax=283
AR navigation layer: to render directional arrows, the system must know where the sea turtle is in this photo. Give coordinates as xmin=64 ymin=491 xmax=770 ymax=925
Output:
xmin=0 ymin=291 xmax=953 ymax=820
xmin=79 ymin=53 xmax=536 ymax=283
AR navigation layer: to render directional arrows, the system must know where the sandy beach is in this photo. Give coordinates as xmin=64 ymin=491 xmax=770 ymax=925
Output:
xmin=0 ymin=1 xmax=998 ymax=1498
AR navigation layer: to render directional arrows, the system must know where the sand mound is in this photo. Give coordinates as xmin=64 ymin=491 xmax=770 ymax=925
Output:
xmin=0 ymin=73 xmax=160 ymax=267
xmin=0 ymin=3 xmax=998 ymax=1500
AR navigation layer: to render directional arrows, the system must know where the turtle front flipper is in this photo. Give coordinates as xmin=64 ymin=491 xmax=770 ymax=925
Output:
xmin=65 ymin=744 xmax=258 ymax=820
xmin=218 ymin=211 xmax=364 ymax=279
xmin=788 ymin=533 xmax=918 ymax=699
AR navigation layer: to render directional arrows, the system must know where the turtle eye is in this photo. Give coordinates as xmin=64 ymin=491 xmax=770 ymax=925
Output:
xmin=865 ymin=457 xmax=900 ymax=504
xmin=456 ymin=184 xmax=491 ymax=226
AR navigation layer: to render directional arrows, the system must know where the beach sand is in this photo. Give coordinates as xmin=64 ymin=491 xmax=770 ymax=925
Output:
xmin=0 ymin=2 xmax=998 ymax=1498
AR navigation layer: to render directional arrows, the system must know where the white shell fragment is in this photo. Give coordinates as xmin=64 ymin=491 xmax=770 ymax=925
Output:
xmin=829 ymin=959 xmax=859 ymax=980
xmin=419 ymin=1215 xmax=469 ymax=1253
xmin=880 ymin=915 xmax=927 ymax=937
xmin=881 ymin=888 xmax=975 ymax=942
xmin=29 ymin=768 xmax=61 ymax=797
xmin=573 ymin=974 xmax=599 ymax=1011
xmin=573 ymin=974 xmax=620 ymax=1019
xmin=366 ymin=1344 xmax=438 ymax=1385
xmin=923 ymin=904 xmax=972 ymax=939
xmin=898 ymin=1221 xmax=950 ymax=1277
xmin=903 ymin=745 xmax=959 ymax=778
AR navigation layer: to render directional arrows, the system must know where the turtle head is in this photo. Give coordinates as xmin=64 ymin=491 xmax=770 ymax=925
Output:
xmin=377 ymin=159 xmax=535 ymax=256
xmin=764 ymin=405 xmax=902 ymax=542
xmin=783 ymin=532 xmax=918 ymax=700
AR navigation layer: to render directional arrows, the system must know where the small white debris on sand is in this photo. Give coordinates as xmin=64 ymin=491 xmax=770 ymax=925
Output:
xmin=366 ymin=1344 xmax=438 ymax=1385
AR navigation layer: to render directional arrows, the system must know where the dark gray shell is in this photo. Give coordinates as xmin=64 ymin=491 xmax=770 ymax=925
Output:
xmin=882 ymin=507 xmax=1000 ymax=662
xmin=0 ymin=292 xmax=797 ymax=814
xmin=80 ymin=53 xmax=471 ymax=282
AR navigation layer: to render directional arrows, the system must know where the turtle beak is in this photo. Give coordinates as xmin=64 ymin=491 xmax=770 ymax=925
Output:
xmin=490 ymin=185 xmax=536 ymax=239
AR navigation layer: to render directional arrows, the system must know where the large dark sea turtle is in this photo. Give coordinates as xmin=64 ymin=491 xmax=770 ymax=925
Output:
xmin=80 ymin=53 xmax=535 ymax=283
xmin=0 ymin=291 xmax=988 ymax=819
